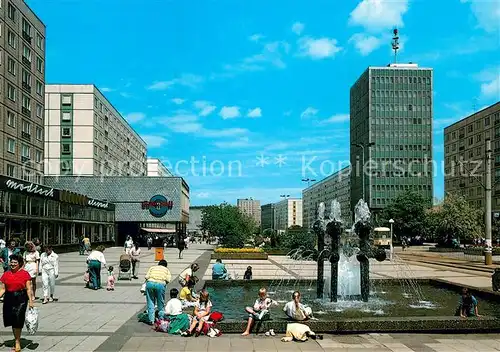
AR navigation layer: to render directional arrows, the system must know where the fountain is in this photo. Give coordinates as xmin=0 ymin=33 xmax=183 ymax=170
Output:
xmin=313 ymin=199 xmax=386 ymax=302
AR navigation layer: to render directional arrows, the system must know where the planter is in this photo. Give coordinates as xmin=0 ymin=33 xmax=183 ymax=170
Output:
xmin=464 ymin=248 xmax=500 ymax=256
xmin=211 ymin=252 xmax=268 ymax=260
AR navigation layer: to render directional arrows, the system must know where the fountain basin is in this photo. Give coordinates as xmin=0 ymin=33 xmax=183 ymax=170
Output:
xmin=202 ymin=279 xmax=500 ymax=333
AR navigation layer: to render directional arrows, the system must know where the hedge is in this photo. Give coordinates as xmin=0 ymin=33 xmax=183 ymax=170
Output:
xmin=211 ymin=252 xmax=268 ymax=260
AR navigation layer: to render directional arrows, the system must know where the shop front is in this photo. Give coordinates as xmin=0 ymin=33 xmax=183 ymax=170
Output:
xmin=0 ymin=176 xmax=115 ymax=248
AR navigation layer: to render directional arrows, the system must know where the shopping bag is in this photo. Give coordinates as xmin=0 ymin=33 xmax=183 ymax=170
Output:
xmin=25 ymin=307 xmax=39 ymax=335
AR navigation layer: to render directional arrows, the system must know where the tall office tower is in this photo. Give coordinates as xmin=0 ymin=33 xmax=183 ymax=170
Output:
xmin=44 ymin=85 xmax=147 ymax=176
xmin=350 ymin=63 xmax=433 ymax=217
xmin=260 ymin=203 xmax=275 ymax=231
xmin=147 ymin=158 xmax=173 ymax=177
xmin=1 ymin=0 xmax=45 ymax=182
xmin=444 ymin=102 xmax=500 ymax=211
xmin=237 ymin=198 xmax=261 ymax=227
xmin=273 ymin=198 xmax=303 ymax=234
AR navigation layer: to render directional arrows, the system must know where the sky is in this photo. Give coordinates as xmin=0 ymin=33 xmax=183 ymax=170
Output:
xmin=28 ymin=0 xmax=499 ymax=206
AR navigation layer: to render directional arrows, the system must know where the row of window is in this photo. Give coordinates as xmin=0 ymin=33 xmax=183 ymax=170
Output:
xmin=445 ymin=112 xmax=500 ymax=142
xmin=371 ymin=117 xmax=432 ymax=126
xmin=373 ymin=184 xmax=431 ymax=191
xmin=371 ymin=90 xmax=431 ymax=99
xmin=5 ymin=83 xmax=44 ymax=118
xmin=6 ymin=2 xmax=44 ymax=49
xmin=6 ymin=138 xmax=42 ymax=161
xmin=372 ymin=104 xmax=432 ymax=112
xmin=4 ymin=164 xmax=43 ymax=184
xmin=1 ymin=31 xmax=44 ymax=73
xmin=368 ymin=144 xmax=431 ymax=152
xmin=371 ymin=76 xmax=431 ymax=85
xmin=372 ymin=131 xmax=430 ymax=138
xmin=5 ymin=55 xmax=44 ymax=93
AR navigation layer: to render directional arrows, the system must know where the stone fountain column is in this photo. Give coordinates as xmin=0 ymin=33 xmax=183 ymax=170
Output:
xmin=313 ymin=220 xmax=325 ymax=299
xmin=326 ymin=220 xmax=341 ymax=302
xmin=355 ymin=220 xmax=371 ymax=302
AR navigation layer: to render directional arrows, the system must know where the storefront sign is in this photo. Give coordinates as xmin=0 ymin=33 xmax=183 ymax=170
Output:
xmin=59 ymin=190 xmax=88 ymax=205
xmin=141 ymin=195 xmax=173 ymax=218
xmin=4 ymin=178 xmax=55 ymax=198
xmin=88 ymin=199 xmax=110 ymax=209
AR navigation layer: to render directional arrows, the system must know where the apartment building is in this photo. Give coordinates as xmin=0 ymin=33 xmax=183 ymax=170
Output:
xmin=44 ymin=85 xmax=147 ymax=176
xmin=274 ymin=198 xmax=302 ymax=234
xmin=302 ymin=166 xmax=351 ymax=230
xmin=261 ymin=203 xmax=275 ymax=231
xmin=350 ymin=63 xmax=433 ymax=215
xmin=237 ymin=198 xmax=261 ymax=227
xmin=0 ymin=0 xmax=45 ymax=182
xmin=444 ymin=102 xmax=500 ymax=210
xmin=147 ymin=158 xmax=173 ymax=177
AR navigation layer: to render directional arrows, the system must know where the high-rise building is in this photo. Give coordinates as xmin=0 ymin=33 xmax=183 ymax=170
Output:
xmin=302 ymin=167 xmax=351 ymax=230
xmin=44 ymin=84 xmax=147 ymax=177
xmin=237 ymin=198 xmax=261 ymax=227
xmin=261 ymin=203 xmax=275 ymax=231
xmin=444 ymin=102 xmax=500 ymax=210
xmin=350 ymin=63 xmax=433 ymax=216
xmin=0 ymin=0 xmax=46 ymax=183
xmin=274 ymin=198 xmax=302 ymax=234
xmin=147 ymin=158 xmax=173 ymax=177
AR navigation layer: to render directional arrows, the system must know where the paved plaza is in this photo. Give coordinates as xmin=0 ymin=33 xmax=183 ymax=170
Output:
xmin=0 ymin=244 xmax=498 ymax=351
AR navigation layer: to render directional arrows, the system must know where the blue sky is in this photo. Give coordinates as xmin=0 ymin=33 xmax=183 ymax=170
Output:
xmin=29 ymin=0 xmax=499 ymax=206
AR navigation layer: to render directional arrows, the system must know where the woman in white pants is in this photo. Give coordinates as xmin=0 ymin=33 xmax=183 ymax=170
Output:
xmin=40 ymin=246 xmax=59 ymax=304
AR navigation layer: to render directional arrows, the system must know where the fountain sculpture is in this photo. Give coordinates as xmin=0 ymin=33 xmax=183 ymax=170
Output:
xmin=313 ymin=199 xmax=386 ymax=302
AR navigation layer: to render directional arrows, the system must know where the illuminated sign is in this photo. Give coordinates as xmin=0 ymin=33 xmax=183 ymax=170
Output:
xmin=141 ymin=195 xmax=173 ymax=218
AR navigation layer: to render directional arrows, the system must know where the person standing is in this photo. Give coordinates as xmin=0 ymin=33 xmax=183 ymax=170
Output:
xmin=86 ymin=245 xmax=107 ymax=290
xmin=1 ymin=241 xmax=21 ymax=273
xmin=144 ymin=260 xmax=171 ymax=325
xmin=124 ymin=236 xmax=134 ymax=255
xmin=147 ymin=237 xmax=153 ymax=250
xmin=83 ymin=235 xmax=91 ymax=255
xmin=40 ymin=246 xmax=59 ymax=304
xmin=78 ymin=235 xmax=85 ymax=255
xmin=129 ymin=243 xmax=141 ymax=279
xmin=0 ymin=254 xmax=35 ymax=352
xmin=23 ymin=242 xmax=40 ymax=300
xmin=177 ymin=235 xmax=186 ymax=259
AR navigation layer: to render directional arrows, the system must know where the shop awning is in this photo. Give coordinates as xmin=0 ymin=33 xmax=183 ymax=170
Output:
xmin=141 ymin=228 xmax=176 ymax=233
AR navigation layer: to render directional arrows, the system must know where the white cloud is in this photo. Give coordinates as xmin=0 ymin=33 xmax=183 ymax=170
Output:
xmin=249 ymin=34 xmax=264 ymax=42
xmin=100 ymin=87 xmax=113 ymax=92
xmin=349 ymin=33 xmax=382 ymax=55
xmin=202 ymin=128 xmax=248 ymax=138
xmin=193 ymin=101 xmax=217 ymax=116
xmin=161 ymin=112 xmax=248 ymax=138
xmin=474 ymin=66 xmax=500 ymax=99
xmin=298 ymin=37 xmax=342 ymax=59
xmin=481 ymin=77 xmax=500 ymax=98
xmin=219 ymin=106 xmax=241 ymax=119
xmin=142 ymin=135 xmax=168 ymax=148
xmin=247 ymin=108 xmax=262 ymax=118
xmin=214 ymin=137 xmax=252 ymax=149
xmin=196 ymin=192 xmax=210 ymax=199
xmin=349 ymin=0 xmax=409 ymax=31
xmin=125 ymin=112 xmax=146 ymax=123
xmin=291 ymin=22 xmax=305 ymax=35
xmin=462 ymin=0 xmax=500 ymax=33
xmin=321 ymin=114 xmax=350 ymax=124
xmin=148 ymin=73 xmax=203 ymax=90
xmin=171 ymin=98 xmax=185 ymax=105
xmin=300 ymin=107 xmax=319 ymax=119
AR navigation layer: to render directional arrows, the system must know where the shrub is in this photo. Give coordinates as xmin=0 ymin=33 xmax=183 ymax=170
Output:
xmin=214 ymin=247 xmax=264 ymax=253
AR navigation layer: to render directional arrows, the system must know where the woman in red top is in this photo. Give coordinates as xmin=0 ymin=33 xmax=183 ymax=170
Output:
xmin=0 ymin=253 xmax=35 ymax=352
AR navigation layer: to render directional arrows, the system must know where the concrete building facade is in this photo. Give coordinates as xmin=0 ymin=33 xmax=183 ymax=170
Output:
xmin=187 ymin=206 xmax=204 ymax=236
xmin=350 ymin=63 xmax=433 ymax=215
xmin=274 ymin=198 xmax=302 ymax=234
xmin=147 ymin=158 xmax=173 ymax=177
xmin=302 ymin=167 xmax=351 ymax=230
xmin=261 ymin=203 xmax=275 ymax=231
xmin=444 ymin=102 xmax=500 ymax=211
xmin=0 ymin=0 xmax=46 ymax=183
xmin=44 ymin=84 xmax=147 ymax=177
xmin=237 ymin=198 xmax=261 ymax=227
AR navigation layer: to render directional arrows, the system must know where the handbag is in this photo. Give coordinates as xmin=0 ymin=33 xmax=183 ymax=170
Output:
xmin=25 ymin=307 xmax=39 ymax=335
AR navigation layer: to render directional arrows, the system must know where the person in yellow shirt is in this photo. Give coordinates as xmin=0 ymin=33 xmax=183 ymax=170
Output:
xmin=180 ymin=279 xmax=198 ymax=308
xmin=144 ymin=260 xmax=171 ymax=324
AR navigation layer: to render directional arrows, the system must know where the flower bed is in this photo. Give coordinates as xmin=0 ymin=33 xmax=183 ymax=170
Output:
xmin=212 ymin=248 xmax=268 ymax=260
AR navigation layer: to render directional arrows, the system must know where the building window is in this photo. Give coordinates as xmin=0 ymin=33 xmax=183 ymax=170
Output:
xmin=7 ymin=138 xmax=15 ymax=153
xmin=485 ymin=116 xmax=490 ymax=126
xmin=7 ymin=3 xmax=15 ymax=21
xmin=36 ymin=104 xmax=43 ymax=118
xmin=22 ymin=120 xmax=31 ymax=135
xmin=22 ymin=94 xmax=31 ymax=111
xmin=36 ymin=126 xmax=42 ymax=140
xmin=36 ymin=56 xmax=43 ymax=73
xmin=21 ymin=144 xmax=30 ymax=159
xmin=22 ymin=69 xmax=31 ymax=87
xmin=94 ymin=146 xmax=98 ymax=156
xmin=7 ymin=111 xmax=15 ymax=127
xmin=35 ymin=150 xmax=42 ymax=163
xmin=61 ymin=144 xmax=71 ymax=154
xmin=7 ymin=84 xmax=15 ymax=101
xmin=7 ymin=57 xmax=15 ymax=75
xmin=61 ymin=94 xmax=72 ymax=105
xmin=62 ymin=111 xmax=71 ymax=121
xmin=36 ymin=80 xmax=43 ymax=96
xmin=36 ymin=33 xmax=43 ymax=49
xmin=7 ymin=30 xmax=15 ymax=48
xmin=6 ymin=164 xmax=15 ymax=177
xmin=61 ymin=161 xmax=71 ymax=172
xmin=22 ymin=44 xmax=31 ymax=62
xmin=22 ymin=18 xmax=31 ymax=37
xmin=61 ymin=127 xmax=71 ymax=137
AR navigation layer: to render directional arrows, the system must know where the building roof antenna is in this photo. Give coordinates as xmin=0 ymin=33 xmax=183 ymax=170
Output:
xmin=391 ymin=28 xmax=400 ymax=64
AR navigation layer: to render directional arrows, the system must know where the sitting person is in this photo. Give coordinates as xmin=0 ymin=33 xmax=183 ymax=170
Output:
xmin=283 ymin=291 xmax=313 ymax=321
xmin=164 ymin=288 xmax=190 ymax=334
xmin=456 ymin=287 xmax=481 ymax=317
xmin=281 ymin=323 xmax=322 ymax=342
xmin=211 ymin=259 xmax=228 ymax=280
xmin=186 ymin=290 xmax=212 ymax=337
xmin=180 ymin=278 xmax=198 ymax=308
xmin=243 ymin=266 xmax=252 ymax=280
xmin=242 ymin=287 xmax=277 ymax=336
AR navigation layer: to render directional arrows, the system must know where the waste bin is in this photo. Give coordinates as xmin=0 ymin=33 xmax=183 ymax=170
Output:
xmin=155 ymin=247 xmax=164 ymax=261
xmin=492 ymin=268 xmax=500 ymax=291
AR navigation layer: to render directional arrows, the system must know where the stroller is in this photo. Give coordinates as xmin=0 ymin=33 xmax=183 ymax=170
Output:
xmin=118 ymin=254 xmax=132 ymax=280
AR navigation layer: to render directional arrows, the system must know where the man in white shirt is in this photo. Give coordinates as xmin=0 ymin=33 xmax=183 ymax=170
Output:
xmin=87 ymin=245 xmax=107 ymax=290
xmin=165 ymin=288 xmax=183 ymax=316
xmin=40 ymin=246 xmax=59 ymax=304
xmin=283 ymin=291 xmax=313 ymax=321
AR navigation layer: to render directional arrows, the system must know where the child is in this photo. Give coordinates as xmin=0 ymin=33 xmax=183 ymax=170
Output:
xmin=180 ymin=278 xmax=198 ymax=308
xmin=244 ymin=266 xmax=253 ymax=280
xmin=106 ymin=266 xmax=116 ymax=291
xmin=164 ymin=288 xmax=191 ymax=334
xmin=242 ymin=287 xmax=277 ymax=336
xmin=84 ymin=270 xmax=90 ymax=288
xmin=187 ymin=290 xmax=212 ymax=337
xmin=456 ymin=288 xmax=481 ymax=317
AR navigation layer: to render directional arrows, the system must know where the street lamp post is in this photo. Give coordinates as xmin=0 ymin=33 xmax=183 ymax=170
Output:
xmin=351 ymin=142 xmax=375 ymax=201
xmin=389 ymin=219 xmax=395 ymax=261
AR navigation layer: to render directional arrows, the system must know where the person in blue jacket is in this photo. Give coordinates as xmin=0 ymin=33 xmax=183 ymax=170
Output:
xmin=1 ymin=241 xmax=21 ymax=272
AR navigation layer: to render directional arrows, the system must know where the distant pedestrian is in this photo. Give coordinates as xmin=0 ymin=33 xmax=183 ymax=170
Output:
xmin=147 ymin=237 xmax=153 ymax=250
xmin=40 ymin=246 xmax=58 ymax=304
xmin=23 ymin=242 xmax=40 ymax=300
xmin=124 ymin=236 xmax=134 ymax=255
xmin=130 ymin=243 xmax=141 ymax=279
xmin=178 ymin=236 xmax=186 ymax=259
xmin=106 ymin=266 xmax=115 ymax=291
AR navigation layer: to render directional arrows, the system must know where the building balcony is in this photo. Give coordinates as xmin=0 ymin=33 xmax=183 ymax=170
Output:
xmin=22 ymin=107 xmax=31 ymax=117
xmin=22 ymin=31 xmax=32 ymax=44
xmin=22 ymin=82 xmax=31 ymax=92
xmin=21 ymin=131 xmax=31 ymax=140
xmin=22 ymin=56 xmax=31 ymax=68
xmin=21 ymin=156 xmax=30 ymax=163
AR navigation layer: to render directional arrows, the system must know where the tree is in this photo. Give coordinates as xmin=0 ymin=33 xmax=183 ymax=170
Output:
xmin=284 ymin=225 xmax=315 ymax=252
xmin=200 ymin=203 xmax=255 ymax=248
xmin=432 ymin=193 xmax=483 ymax=246
xmin=379 ymin=190 xmax=431 ymax=240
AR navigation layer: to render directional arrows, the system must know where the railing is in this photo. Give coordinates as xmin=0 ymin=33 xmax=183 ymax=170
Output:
xmin=22 ymin=56 xmax=31 ymax=67
xmin=22 ymin=31 xmax=32 ymax=43
xmin=22 ymin=82 xmax=31 ymax=92
xmin=21 ymin=131 xmax=30 ymax=140
xmin=22 ymin=107 xmax=31 ymax=117
xmin=21 ymin=156 xmax=30 ymax=163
